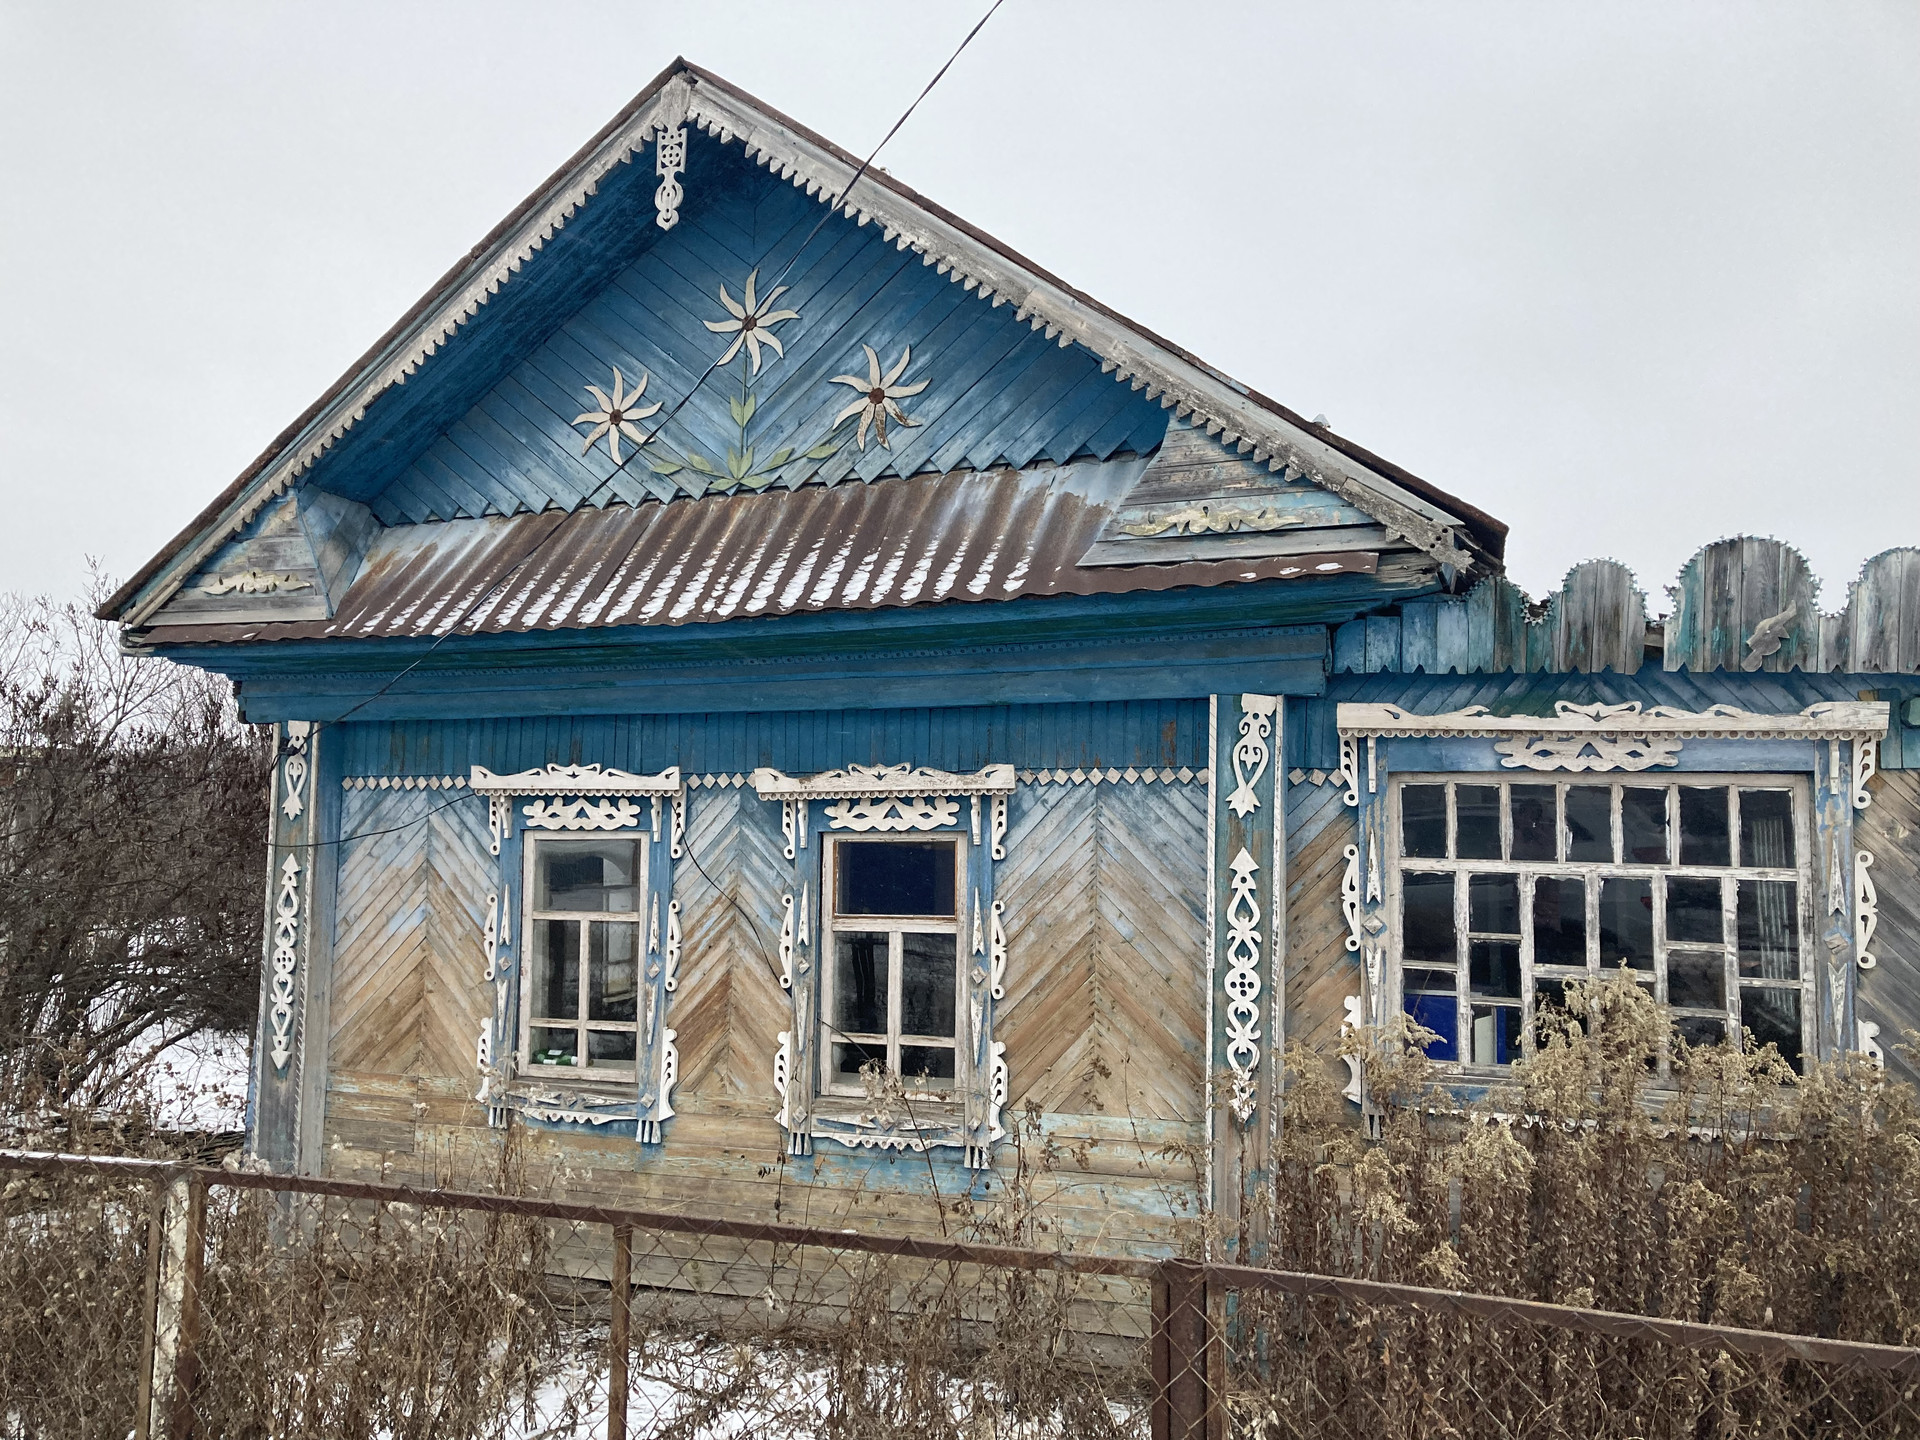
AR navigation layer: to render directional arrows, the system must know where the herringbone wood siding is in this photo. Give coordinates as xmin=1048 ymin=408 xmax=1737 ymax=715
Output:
xmin=1857 ymin=770 xmax=1920 ymax=1091
xmin=1285 ymin=779 xmax=1357 ymax=1061
xmin=328 ymin=790 xmax=493 ymax=1080
xmin=672 ymin=787 xmax=789 ymax=1107
xmin=997 ymin=783 xmax=1207 ymax=1121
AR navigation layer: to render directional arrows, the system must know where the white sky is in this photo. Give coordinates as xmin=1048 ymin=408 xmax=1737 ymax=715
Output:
xmin=2 ymin=2 xmax=1914 ymax=612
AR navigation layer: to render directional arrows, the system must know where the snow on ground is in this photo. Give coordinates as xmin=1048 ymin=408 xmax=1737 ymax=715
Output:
xmin=140 ymin=1029 xmax=250 ymax=1131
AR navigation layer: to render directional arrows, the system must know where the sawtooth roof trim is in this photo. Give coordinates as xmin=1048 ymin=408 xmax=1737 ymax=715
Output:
xmin=107 ymin=59 xmax=1506 ymax=628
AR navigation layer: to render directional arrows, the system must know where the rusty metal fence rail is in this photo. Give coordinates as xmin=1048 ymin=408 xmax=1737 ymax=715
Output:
xmin=1 ymin=1148 xmax=1915 ymax=1439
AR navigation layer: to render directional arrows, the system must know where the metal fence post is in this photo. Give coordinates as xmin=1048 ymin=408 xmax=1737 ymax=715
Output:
xmin=1151 ymin=1267 xmax=1171 ymax=1440
xmin=609 ymin=1223 xmax=631 ymax=1440
xmin=146 ymin=1171 xmax=208 ymax=1440
xmin=1158 ymin=1259 xmax=1210 ymax=1440
xmin=132 ymin=1176 xmax=168 ymax=1440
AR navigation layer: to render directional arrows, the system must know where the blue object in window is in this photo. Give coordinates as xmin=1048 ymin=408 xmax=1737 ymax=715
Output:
xmin=1404 ymin=993 xmax=1458 ymax=1061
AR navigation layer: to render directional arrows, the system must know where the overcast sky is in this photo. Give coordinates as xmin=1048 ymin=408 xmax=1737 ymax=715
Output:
xmin=2 ymin=2 xmax=1913 ymax=613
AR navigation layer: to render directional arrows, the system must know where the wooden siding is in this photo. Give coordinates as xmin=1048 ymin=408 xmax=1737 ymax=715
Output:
xmin=996 ymin=781 xmax=1208 ymax=1122
xmin=671 ymin=787 xmax=790 ymax=1107
xmin=1284 ymin=777 xmax=1358 ymax=1067
xmin=327 ymin=789 xmax=494 ymax=1081
xmin=1857 ymin=771 xmax=1920 ymax=1092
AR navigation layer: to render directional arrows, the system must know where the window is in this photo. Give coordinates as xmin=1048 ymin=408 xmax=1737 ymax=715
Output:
xmin=521 ymin=837 xmax=643 ymax=1075
xmin=821 ymin=838 xmax=961 ymax=1095
xmin=1392 ymin=776 xmax=1810 ymax=1072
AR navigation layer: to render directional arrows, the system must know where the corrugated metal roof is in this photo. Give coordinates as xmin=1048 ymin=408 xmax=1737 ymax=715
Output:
xmin=140 ymin=462 xmax=1380 ymax=646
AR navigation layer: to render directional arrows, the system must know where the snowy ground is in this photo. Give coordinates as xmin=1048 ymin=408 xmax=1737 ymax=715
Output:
xmin=140 ymin=1028 xmax=250 ymax=1132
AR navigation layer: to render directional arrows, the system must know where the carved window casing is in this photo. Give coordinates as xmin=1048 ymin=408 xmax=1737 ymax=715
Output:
xmin=752 ymin=763 xmax=1013 ymax=1168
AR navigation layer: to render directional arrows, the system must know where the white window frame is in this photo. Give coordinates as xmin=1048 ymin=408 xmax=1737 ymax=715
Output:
xmin=819 ymin=834 xmax=966 ymax=1099
xmin=518 ymin=833 xmax=646 ymax=1080
xmin=1387 ymin=772 xmax=1816 ymax=1073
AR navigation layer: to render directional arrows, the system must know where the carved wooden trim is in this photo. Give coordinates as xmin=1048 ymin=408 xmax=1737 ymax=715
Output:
xmin=470 ymin=763 xmax=684 ymax=797
xmin=750 ymin=762 xmax=1016 ymax=801
xmin=1228 ymin=694 xmax=1277 ymax=817
xmin=1337 ymin=699 xmax=1890 ymax=742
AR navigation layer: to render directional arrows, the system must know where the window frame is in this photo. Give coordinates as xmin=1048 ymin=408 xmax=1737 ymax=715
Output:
xmin=517 ymin=833 xmax=647 ymax=1081
xmin=818 ymin=833 xmax=966 ymax=1100
xmin=1387 ymin=771 xmax=1815 ymax=1074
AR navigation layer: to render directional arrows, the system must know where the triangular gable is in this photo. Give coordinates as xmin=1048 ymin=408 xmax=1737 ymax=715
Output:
xmin=107 ymin=60 xmax=1505 ymax=628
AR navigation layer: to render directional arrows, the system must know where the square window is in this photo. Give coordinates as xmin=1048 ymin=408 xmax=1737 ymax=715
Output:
xmin=1739 ymin=790 xmax=1795 ymax=869
xmin=1455 ymin=785 xmax=1502 ymax=860
xmin=1469 ymin=940 xmax=1521 ymax=999
xmin=1666 ymin=877 xmax=1724 ymax=945
xmin=1468 ymin=874 xmax=1519 ymax=936
xmin=1668 ymin=951 xmax=1726 ymax=1010
xmin=835 ymin=841 xmax=956 ymax=917
xmin=1469 ymin=1005 xmax=1522 ymax=1066
xmin=1401 ymin=785 xmax=1448 ymax=859
xmin=1405 ymin=992 xmax=1459 ymax=1060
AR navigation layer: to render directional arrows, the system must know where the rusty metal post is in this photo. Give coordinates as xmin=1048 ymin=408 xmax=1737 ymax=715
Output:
xmin=147 ymin=1172 xmax=208 ymax=1440
xmin=1205 ymin=1269 xmax=1228 ymax=1440
xmin=1160 ymin=1259 xmax=1210 ymax=1440
xmin=1150 ymin=1269 xmax=1171 ymax=1440
xmin=608 ymin=1223 xmax=631 ymax=1440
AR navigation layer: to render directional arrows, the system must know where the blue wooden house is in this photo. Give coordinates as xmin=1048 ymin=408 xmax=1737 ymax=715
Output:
xmin=104 ymin=62 xmax=1919 ymax=1244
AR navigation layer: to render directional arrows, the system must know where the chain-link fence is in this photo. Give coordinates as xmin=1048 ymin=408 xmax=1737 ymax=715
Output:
xmin=2 ymin=1148 xmax=1915 ymax=1439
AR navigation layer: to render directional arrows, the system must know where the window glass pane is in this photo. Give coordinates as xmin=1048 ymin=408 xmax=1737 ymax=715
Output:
xmin=1510 ymin=785 xmax=1556 ymax=862
xmin=1565 ymin=786 xmax=1612 ymax=863
xmin=537 ymin=840 xmax=641 ymax=912
xmin=1534 ymin=975 xmax=1570 ymax=1014
xmin=587 ymin=922 xmax=638 ymax=1022
xmin=900 ymin=933 xmax=957 ymax=1038
xmin=832 ymin=932 xmax=890 ymax=1035
xmin=1741 ymin=988 xmax=1803 ymax=1071
xmin=1401 ymin=874 xmax=1455 ymax=965
xmin=1531 ymin=876 xmax=1586 ymax=966
xmin=1401 ymin=785 xmax=1448 ymax=859
xmin=587 ymin=1031 xmax=636 ymax=1065
xmin=1402 ymin=968 xmax=1455 ymax=994
xmin=1469 ymin=940 xmax=1521 ymax=999
xmin=1668 ymin=952 xmax=1725 ymax=1009
xmin=1740 ymin=790 xmax=1795 ymax=868
xmin=898 ymin=1045 xmax=956 ymax=1089
xmin=830 ymin=1038 xmax=885 ymax=1082
xmin=1736 ymin=880 xmax=1799 ymax=980
xmin=1469 ymin=1005 xmax=1522 ymax=1065
xmin=1679 ymin=787 xmax=1731 ymax=867
xmin=1598 ymin=877 xmax=1654 ymax=970
xmin=1673 ymin=1015 xmax=1725 ymax=1051
xmin=1455 ymin=785 xmax=1502 ymax=860
xmin=530 ymin=919 xmax=579 ymax=1020
xmin=1405 ymin=993 xmax=1458 ymax=1060
xmin=1468 ymin=874 xmax=1519 ymax=936
xmin=836 ymin=841 xmax=956 ymax=917
xmin=529 ymin=1028 xmax=578 ymax=1066
xmin=1621 ymin=788 xmax=1669 ymax=864
xmin=1665 ymin=877 xmax=1724 ymax=945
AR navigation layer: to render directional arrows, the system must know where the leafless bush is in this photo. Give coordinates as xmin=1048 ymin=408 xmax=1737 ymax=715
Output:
xmin=0 ymin=574 xmax=270 ymax=1128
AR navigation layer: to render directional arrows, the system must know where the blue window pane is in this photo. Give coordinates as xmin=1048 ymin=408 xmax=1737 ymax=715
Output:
xmin=1405 ymin=992 xmax=1458 ymax=1061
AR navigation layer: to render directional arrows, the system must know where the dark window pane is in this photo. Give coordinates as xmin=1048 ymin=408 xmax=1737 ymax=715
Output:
xmin=1668 ymin=952 xmax=1725 ymax=1009
xmin=1680 ymin=787 xmax=1731 ymax=867
xmin=1470 ymin=1005 xmax=1522 ymax=1065
xmin=900 ymin=933 xmax=957 ymax=1037
xmin=1666 ymin=877 xmax=1724 ymax=945
xmin=1405 ymin=992 xmax=1458 ymax=1060
xmin=832 ymin=932 xmax=890 ymax=1035
xmin=531 ymin=919 xmax=579 ymax=1020
xmin=1401 ymin=785 xmax=1448 ymax=859
xmin=1401 ymin=873 xmax=1456 ymax=965
xmin=1535 ymin=976 xmax=1570 ymax=1013
xmin=1510 ymin=785 xmax=1556 ymax=862
xmin=1598 ymin=877 xmax=1655 ymax=970
xmin=588 ymin=922 xmax=638 ymax=1022
xmin=1736 ymin=879 xmax=1799 ymax=980
xmin=1456 ymin=785 xmax=1502 ymax=859
xmin=831 ymin=1038 xmax=885 ymax=1081
xmin=530 ymin=1028 xmax=578 ymax=1065
xmin=1469 ymin=940 xmax=1521 ymax=999
xmin=1565 ymin=786 xmax=1612 ymax=863
xmin=1621 ymin=788 xmax=1669 ymax=864
xmin=586 ymin=1030 xmax=636 ymax=1065
xmin=898 ymin=1044 xmax=956 ymax=1089
xmin=836 ymin=841 xmax=956 ymax=917
xmin=1532 ymin=877 xmax=1586 ymax=966
xmin=1740 ymin=790 xmax=1795 ymax=869
xmin=1673 ymin=1015 xmax=1725 ymax=1051
xmin=1468 ymin=874 xmax=1519 ymax=935
xmin=537 ymin=839 xmax=642 ymax=913
xmin=1402 ymin=967 xmax=1456 ymax=994
xmin=1741 ymin=987 xmax=1803 ymax=1071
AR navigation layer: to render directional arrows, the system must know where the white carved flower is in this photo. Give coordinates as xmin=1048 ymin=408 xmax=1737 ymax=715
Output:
xmin=829 ymin=344 xmax=929 ymax=451
xmin=573 ymin=367 xmax=662 ymax=463
xmin=704 ymin=268 xmax=800 ymax=374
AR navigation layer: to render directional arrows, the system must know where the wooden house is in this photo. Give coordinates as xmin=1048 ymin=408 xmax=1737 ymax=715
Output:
xmin=103 ymin=62 xmax=1920 ymax=1249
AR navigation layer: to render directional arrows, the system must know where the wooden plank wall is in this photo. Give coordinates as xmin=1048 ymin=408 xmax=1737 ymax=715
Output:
xmin=1856 ymin=771 xmax=1920 ymax=1093
xmin=1284 ymin=776 xmax=1357 ymax=1073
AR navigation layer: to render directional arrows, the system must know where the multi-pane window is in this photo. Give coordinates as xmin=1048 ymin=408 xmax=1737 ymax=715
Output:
xmin=822 ymin=838 xmax=961 ymax=1095
xmin=522 ymin=837 xmax=642 ymax=1074
xmin=1392 ymin=775 xmax=1810 ymax=1072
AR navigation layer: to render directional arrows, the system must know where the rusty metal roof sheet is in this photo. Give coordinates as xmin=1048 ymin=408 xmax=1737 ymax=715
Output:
xmin=139 ymin=462 xmax=1380 ymax=646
